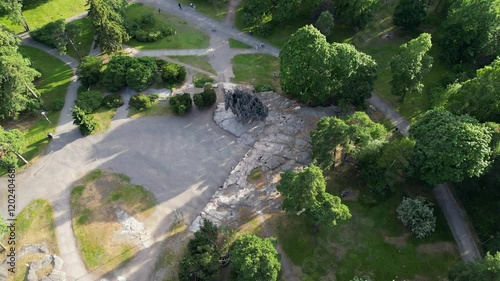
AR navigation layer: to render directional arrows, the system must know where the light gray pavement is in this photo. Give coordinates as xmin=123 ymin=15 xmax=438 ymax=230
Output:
xmin=367 ymin=93 xmax=411 ymax=136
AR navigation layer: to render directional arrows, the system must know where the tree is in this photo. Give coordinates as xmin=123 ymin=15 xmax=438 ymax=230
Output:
xmin=393 ymin=0 xmax=427 ymax=30
xmin=439 ymin=0 xmax=500 ymax=64
xmin=178 ymin=219 xmax=220 ymax=281
xmin=446 ymin=58 xmax=500 ymax=123
xmin=102 ymin=56 xmax=135 ymax=92
xmin=0 ymin=126 xmax=28 ymax=168
xmin=126 ymin=62 xmax=154 ymax=91
xmin=277 ymin=165 xmax=351 ymax=230
xmin=224 ymin=88 xmax=268 ymax=123
xmin=169 ymin=93 xmax=193 ymax=115
xmin=97 ymin=19 xmax=129 ymax=54
xmin=311 ymin=112 xmax=387 ymax=170
xmin=71 ymin=106 xmax=97 ymax=136
xmin=194 ymin=83 xmax=217 ymax=107
xmin=409 ymin=109 xmax=493 ymax=185
xmin=0 ymin=0 xmax=30 ymax=31
xmin=315 ymin=11 xmax=334 ymax=36
xmin=333 ymin=0 xmax=379 ymax=28
xmin=396 ymin=197 xmax=436 ymax=238
xmin=231 ymin=235 xmax=281 ymax=281
xmin=76 ymin=90 xmax=104 ymax=113
xmin=390 ymin=33 xmax=433 ymax=102
xmin=128 ymin=94 xmax=152 ymax=111
xmin=87 ymin=0 xmax=129 ymax=53
xmin=448 ymin=251 xmax=500 ymax=281
xmin=0 ymin=29 xmax=41 ymax=120
xmin=77 ymin=56 xmax=103 ymax=87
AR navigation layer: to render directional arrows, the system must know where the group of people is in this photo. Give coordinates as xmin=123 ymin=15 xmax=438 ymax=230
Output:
xmin=177 ymin=3 xmax=196 ymax=10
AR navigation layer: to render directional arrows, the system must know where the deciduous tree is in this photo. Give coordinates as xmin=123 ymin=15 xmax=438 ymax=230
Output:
xmin=390 ymin=33 xmax=433 ymax=102
xmin=409 ymin=109 xmax=493 ymax=185
xmin=333 ymin=0 xmax=379 ymax=28
xmin=396 ymin=197 xmax=436 ymax=238
xmin=231 ymin=235 xmax=281 ymax=281
xmin=393 ymin=0 xmax=427 ymax=30
xmin=315 ymin=11 xmax=334 ymax=37
xmin=0 ymin=0 xmax=30 ymax=31
xmin=0 ymin=126 xmax=27 ymax=168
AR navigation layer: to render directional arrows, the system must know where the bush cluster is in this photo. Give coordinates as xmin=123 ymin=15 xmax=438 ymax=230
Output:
xmin=126 ymin=57 xmax=157 ymax=91
xmin=76 ymin=90 xmax=104 ymax=114
xmin=102 ymin=93 xmax=124 ymax=108
xmin=129 ymin=94 xmax=153 ymax=111
xmin=30 ymin=19 xmax=66 ymax=49
xmin=77 ymin=56 xmax=103 ymax=87
xmin=102 ymin=56 xmax=136 ymax=92
xmin=193 ymin=83 xmax=217 ymax=107
xmin=125 ymin=14 xmax=174 ymax=43
xmin=71 ymin=106 xmax=98 ymax=136
xmin=193 ymin=76 xmax=214 ymax=88
xmin=50 ymin=99 xmax=65 ymax=111
xmin=396 ymin=197 xmax=436 ymax=239
xmin=169 ymin=93 xmax=192 ymax=115
xmin=157 ymin=60 xmax=186 ymax=85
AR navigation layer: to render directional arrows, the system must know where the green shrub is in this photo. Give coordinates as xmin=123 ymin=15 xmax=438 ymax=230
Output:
xmin=102 ymin=56 xmax=136 ymax=92
xmin=169 ymin=93 xmax=192 ymax=115
xmin=51 ymin=99 xmax=65 ymax=111
xmin=254 ymin=83 xmax=274 ymax=92
xmin=77 ymin=56 xmax=103 ymax=87
xmin=102 ymin=94 xmax=124 ymax=108
xmin=193 ymin=83 xmax=217 ymax=107
xmin=193 ymin=76 xmax=214 ymax=88
xmin=30 ymin=19 xmax=67 ymax=53
xmin=140 ymin=14 xmax=155 ymax=25
xmin=396 ymin=197 xmax=436 ymax=239
xmin=79 ymin=115 xmax=98 ymax=136
xmin=129 ymin=94 xmax=153 ymax=110
xmin=76 ymin=90 xmax=104 ymax=114
xmin=126 ymin=62 xmax=155 ymax=91
xmin=149 ymin=93 xmax=160 ymax=102
xmin=159 ymin=61 xmax=186 ymax=85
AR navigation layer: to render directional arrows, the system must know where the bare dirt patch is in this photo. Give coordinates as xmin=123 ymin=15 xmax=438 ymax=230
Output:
xmin=417 ymin=241 xmax=458 ymax=255
xmin=384 ymin=233 xmax=410 ymax=249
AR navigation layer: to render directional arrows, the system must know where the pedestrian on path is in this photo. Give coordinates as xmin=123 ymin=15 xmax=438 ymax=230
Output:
xmin=178 ymin=3 xmax=182 ymax=10
xmin=158 ymin=8 xmax=161 ymax=13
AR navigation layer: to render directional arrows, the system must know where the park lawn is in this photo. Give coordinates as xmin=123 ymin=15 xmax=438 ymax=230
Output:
xmin=0 ymin=0 xmax=87 ymax=34
xmin=66 ymin=17 xmax=96 ymax=60
xmin=89 ymin=107 xmax=116 ymax=134
xmin=0 ymin=199 xmax=58 ymax=281
xmin=178 ymin=0 xmax=228 ymax=21
xmin=232 ymin=54 xmax=280 ymax=90
xmin=228 ymin=38 xmax=252 ymax=49
xmin=71 ymin=169 xmax=156 ymax=274
xmin=125 ymin=3 xmax=209 ymax=50
xmin=274 ymin=165 xmax=459 ymax=281
xmin=128 ymin=100 xmax=172 ymax=118
xmin=169 ymin=55 xmax=216 ymax=74
xmin=1 ymin=46 xmax=72 ymax=173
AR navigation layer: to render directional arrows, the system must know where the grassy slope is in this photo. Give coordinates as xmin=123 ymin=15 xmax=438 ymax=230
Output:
xmin=66 ymin=17 xmax=96 ymax=61
xmin=0 ymin=0 xmax=87 ymax=34
xmin=125 ymin=3 xmax=209 ymax=50
xmin=177 ymin=0 xmax=228 ymax=21
xmin=128 ymin=100 xmax=172 ymax=118
xmin=232 ymin=54 xmax=280 ymax=89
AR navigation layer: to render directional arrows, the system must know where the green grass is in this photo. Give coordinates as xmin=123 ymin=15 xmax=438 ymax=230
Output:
xmin=85 ymin=169 xmax=103 ymax=183
xmin=177 ymin=0 xmax=228 ymax=21
xmin=275 ymin=165 xmax=459 ymax=281
xmin=89 ymin=106 xmax=116 ymax=135
xmin=109 ymin=184 xmax=156 ymax=212
xmin=128 ymin=100 xmax=172 ymax=118
xmin=1 ymin=46 xmax=72 ymax=173
xmin=228 ymin=38 xmax=252 ymax=49
xmin=0 ymin=0 xmax=87 ymax=34
xmin=169 ymin=55 xmax=216 ymax=74
xmin=232 ymin=54 xmax=280 ymax=89
xmin=66 ymin=17 xmax=96 ymax=60
xmin=125 ymin=3 xmax=209 ymax=50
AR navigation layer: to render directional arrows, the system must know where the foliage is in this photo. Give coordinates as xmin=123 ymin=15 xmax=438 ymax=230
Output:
xmin=102 ymin=93 xmax=124 ymax=108
xmin=390 ymin=33 xmax=433 ymax=102
xmin=0 ymin=0 xmax=29 ymax=31
xmin=126 ymin=58 xmax=156 ymax=91
xmin=409 ymin=109 xmax=493 ymax=185
xmin=30 ymin=19 xmax=73 ymax=55
xmin=76 ymin=56 xmax=103 ymax=87
xmin=311 ymin=112 xmax=387 ymax=170
xmin=396 ymin=197 xmax=436 ymax=239
xmin=76 ymin=90 xmax=104 ymax=114
xmin=231 ymin=235 xmax=281 ymax=281
xmin=87 ymin=0 xmax=129 ymax=53
xmin=355 ymin=137 xmax=415 ymax=193
xmin=102 ymin=56 xmax=135 ymax=92
xmin=125 ymin=10 xmax=173 ymax=43
xmin=393 ymin=0 xmax=427 ymax=30
xmin=157 ymin=60 xmax=186 ymax=85
xmin=315 ymin=10 xmax=334 ymax=36
xmin=193 ymin=76 xmax=214 ymax=88
xmin=0 ymin=127 xmax=25 ymax=168
xmin=333 ymin=0 xmax=379 ymax=28
xmin=277 ymin=164 xmax=351 ymax=229
xmin=448 ymin=251 xmax=500 ymax=281
xmin=0 ymin=29 xmax=41 ymax=120
xmin=51 ymin=98 xmax=65 ymax=111
xmin=71 ymin=106 xmax=97 ymax=136
xmin=224 ymin=88 xmax=268 ymax=123
xmin=280 ymin=25 xmax=377 ymax=106
xmin=439 ymin=0 xmax=500 ymax=64
xmin=128 ymin=94 xmax=153 ymax=111
xmin=169 ymin=93 xmax=192 ymax=115
xmin=446 ymin=58 xmax=500 ymax=123
xmin=193 ymin=83 xmax=217 ymax=107
xmin=254 ymin=83 xmax=274 ymax=92
xmin=178 ymin=219 xmax=220 ymax=281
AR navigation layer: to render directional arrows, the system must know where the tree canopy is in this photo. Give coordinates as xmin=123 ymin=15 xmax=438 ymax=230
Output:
xmin=333 ymin=0 xmax=379 ymax=28
xmin=446 ymin=57 xmax=500 ymax=123
xmin=315 ymin=11 xmax=334 ymax=36
xmin=409 ymin=109 xmax=493 ymax=185
xmin=224 ymin=88 xmax=268 ymax=123
xmin=277 ymin=164 xmax=351 ymax=229
xmin=439 ymin=0 xmax=500 ymax=64
xmin=390 ymin=33 xmax=433 ymax=102
xmin=0 ymin=0 xmax=30 ymax=31
xmin=448 ymin=251 xmax=500 ymax=281
xmin=0 ymin=126 xmax=25 ymax=169
xmin=393 ymin=0 xmax=428 ymax=30
xmin=396 ymin=197 xmax=436 ymax=238
xmin=231 ymin=235 xmax=281 ymax=281
xmin=87 ymin=0 xmax=129 ymax=53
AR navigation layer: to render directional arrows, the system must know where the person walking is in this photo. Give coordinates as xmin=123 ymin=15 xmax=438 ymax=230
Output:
xmin=178 ymin=3 xmax=182 ymax=10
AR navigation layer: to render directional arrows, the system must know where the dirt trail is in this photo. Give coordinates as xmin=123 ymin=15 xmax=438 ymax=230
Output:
xmin=224 ymin=0 xmax=241 ymax=25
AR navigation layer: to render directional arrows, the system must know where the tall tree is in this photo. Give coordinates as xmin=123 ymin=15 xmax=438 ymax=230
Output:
xmin=277 ymin=164 xmax=351 ymax=231
xmin=333 ymin=0 xmax=379 ymax=28
xmin=393 ymin=0 xmax=428 ymax=30
xmin=0 ymin=29 xmax=41 ymax=120
xmin=448 ymin=251 xmax=500 ymax=281
xmin=231 ymin=235 xmax=281 ymax=281
xmin=439 ymin=0 xmax=500 ymax=64
xmin=311 ymin=112 xmax=387 ymax=170
xmin=0 ymin=126 xmax=28 ymax=168
xmin=76 ymin=56 xmax=103 ymax=87
xmin=87 ymin=0 xmax=129 ymax=53
xmin=315 ymin=10 xmax=335 ymax=36
xmin=390 ymin=33 xmax=433 ymax=102
xmin=409 ymin=109 xmax=493 ymax=185
xmin=0 ymin=0 xmax=30 ymax=31
xmin=446 ymin=57 xmax=500 ymax=123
